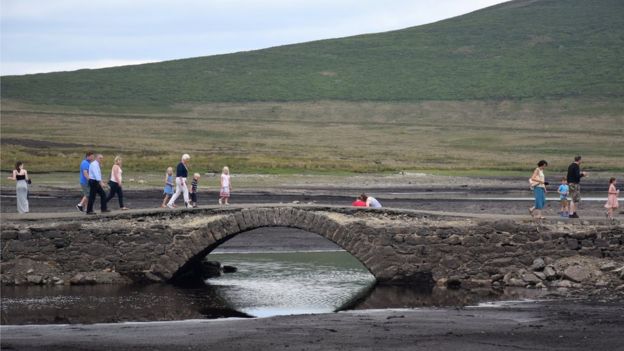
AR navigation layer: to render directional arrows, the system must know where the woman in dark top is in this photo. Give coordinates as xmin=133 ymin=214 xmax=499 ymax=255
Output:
xmin=7 ymin=161 xmax=29 ymax=213
xmin=166 ymin=154 xmax=191 ymax=208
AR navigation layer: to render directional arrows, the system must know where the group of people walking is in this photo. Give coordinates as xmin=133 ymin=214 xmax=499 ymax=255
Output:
xmin=76 ymin=152 xmax=128 ymax=215
xmin=5 ymin=154 xmax=619 ymax=220
xmin=159 ymin=154 xmax=231 ymax=209
xmin=529 ymin=155 xmax=619 ymax=221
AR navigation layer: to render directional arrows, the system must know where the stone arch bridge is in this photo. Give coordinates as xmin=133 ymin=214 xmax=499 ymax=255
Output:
xmin=1 ymin=205 xmax=622 ymax=287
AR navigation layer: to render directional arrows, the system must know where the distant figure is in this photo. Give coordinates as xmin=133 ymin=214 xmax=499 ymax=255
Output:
xmin=77 ymin=151 xmax=94 ymax=212
xmin=7 ymin=161 xmax=29 ymax=213
xmin=566 ymin=155 xmax=587 ymax=218
xmin=86 ymin=154 xmax=109 ymax=214
xmin=352 ymin=196 xmax=367 ymax=207
xmin=106 ymin=156 xmax=128 ymax=210
xmin=605 ymin=177 xmax=619 ymax=221
xmin=190 ymin=173 xmax=201 ymax=208
xmin=167 ymin=154 xmax=191 ymax=209
xmin=557 ymin=177 xmax=569 ymax=217
xmin=360 ymin=193 xmax=382 ymax=208
xmin=529 ymin=160 xmax=548 ymax=220
xmin=161 ymin=167 xmax=175 ymax=208
xmin=219 ymin=166 xmax=231 ymax=205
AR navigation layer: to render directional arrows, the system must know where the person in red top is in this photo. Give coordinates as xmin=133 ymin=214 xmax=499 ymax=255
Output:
xmin=352 ymin=195 xmax=367 ymax=207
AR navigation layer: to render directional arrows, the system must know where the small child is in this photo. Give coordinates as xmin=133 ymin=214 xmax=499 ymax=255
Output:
xmin=161 ymin=167 xmax=174 ymax=208
xmin=557 ymin=177 xmax=569 ymax=217
xmin=190 ymin=173 xmax=200 ymax=208
xmin=605 ymin=177 xmax=619 ymax=221
xmin=219 ymin=166 xmax=231 ymax=205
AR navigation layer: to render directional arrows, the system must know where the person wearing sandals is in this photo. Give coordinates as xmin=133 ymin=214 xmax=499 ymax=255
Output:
xmin=529 ymin=160 xmax=549 ymax=220
xmin=7 ymin=161 xmax=29 ymax=213
xmin=106 ymin=156 xmax=129 ymax=210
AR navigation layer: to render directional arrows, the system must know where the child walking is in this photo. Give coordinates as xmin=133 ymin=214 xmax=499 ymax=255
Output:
xmin=190 ymin=173 xmax=201 ymax=208
xmin=557 ymin=177 xmax=569 ymax=217
xmin=219 ymin=166 xmax=231 ymax=205
xmin=161 ymin=167 xmax=174 ymax=208
xmin=605 ymin=177 xmax=619 ymax=221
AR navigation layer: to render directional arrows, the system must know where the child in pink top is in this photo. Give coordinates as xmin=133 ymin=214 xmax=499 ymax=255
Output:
xmin=605 ymin=177 xmax=619 ymax=220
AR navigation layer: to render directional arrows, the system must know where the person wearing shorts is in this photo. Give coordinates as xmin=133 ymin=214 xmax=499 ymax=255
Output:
xmin=76 ymin=151 xmax=94 ymax=212
xmin=566 ymin=155 xmax=587 ymax=218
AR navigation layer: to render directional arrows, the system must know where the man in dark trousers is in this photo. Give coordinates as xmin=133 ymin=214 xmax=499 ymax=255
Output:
xmin=566 ymin=155 xmax=587 ymax=218
xmin=86 ymin=154 xmax=110 ymax=214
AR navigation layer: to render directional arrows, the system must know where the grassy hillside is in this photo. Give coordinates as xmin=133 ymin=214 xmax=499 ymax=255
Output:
xmin=2 ymin=0 xmax=624 ymax=107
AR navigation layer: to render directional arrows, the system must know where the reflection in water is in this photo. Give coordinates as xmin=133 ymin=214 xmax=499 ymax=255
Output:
xmin=205 ymin=251 xmax=376 ymax=317
xmin=344 ymin=285 xmax=548 ymax=311
xmin=0 ymin=284 xmax=249 ymax=325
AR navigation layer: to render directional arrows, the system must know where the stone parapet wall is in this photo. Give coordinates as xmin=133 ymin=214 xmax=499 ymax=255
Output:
xmin=1 ymin=206 xmax=622 ymax=287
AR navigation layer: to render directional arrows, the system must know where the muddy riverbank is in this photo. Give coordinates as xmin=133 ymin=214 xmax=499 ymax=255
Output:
xmin=2 ymin=300 xmax=623 ymax=351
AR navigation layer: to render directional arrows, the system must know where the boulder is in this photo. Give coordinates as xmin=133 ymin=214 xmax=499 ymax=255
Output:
xmin=522 ymin=273 xmax=542 ymax=285
xmin=26 ymin=275 xmax=43 ymax=285
xmin=562 ymin=265 xmax=593 ymax=283
xmin=531 ymin=258 xmax=546 ymax=271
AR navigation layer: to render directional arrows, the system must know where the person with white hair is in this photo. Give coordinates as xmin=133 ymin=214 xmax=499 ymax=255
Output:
xmin=167 ymin=154 xmax=191 ymax=208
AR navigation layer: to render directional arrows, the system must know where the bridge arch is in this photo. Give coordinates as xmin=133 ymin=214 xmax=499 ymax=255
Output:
xmin=147 ymin=207 xmax=390 ymax=283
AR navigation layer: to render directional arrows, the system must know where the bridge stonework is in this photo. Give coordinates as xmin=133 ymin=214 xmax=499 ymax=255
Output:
xmin=1 ymin=206 xmax=623 ymax=287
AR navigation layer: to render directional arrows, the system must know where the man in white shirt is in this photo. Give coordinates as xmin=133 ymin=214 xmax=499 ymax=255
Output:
xmin=86 ymin=154 xmax=109 ymax=214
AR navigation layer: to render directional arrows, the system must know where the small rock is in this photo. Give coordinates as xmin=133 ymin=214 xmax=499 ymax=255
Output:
xmin=522 ymin=273 xmax=542 ymax=284
xmin=26 ymin=268 xmax=34 ymax=274
xmin=54 ymin=279 xmax=65 ymax=285
xmin=531 ymin=258 xmax=546 ymax=271
xmin=596 ymin=280 xmax=609 ymax=288
xmin=70 ymin=274 xmax=86 ymax=285
xmin=447 ymin=235 xmax=461 ymax=245
xmin=599 ymin=262 xmax=617 ymax=271
xmin=223 ymin=265 xmax=237 ymax=273
xmin=534 ymin=272 xmax=546 ymax=281
xmin=544 ymin=266 xmax=557 ymax=280
xmin=552 ymin=280 xmax=573 ymax=288
xmin=616 ymin=284 xmax=624 ymax=291
xmin=507 ymin=278 xmax=525 ymax=287
xmin=491 ymin=274 xmax=503 ymax=282
xmin=536 ymin=282 xmax=546 ymax=289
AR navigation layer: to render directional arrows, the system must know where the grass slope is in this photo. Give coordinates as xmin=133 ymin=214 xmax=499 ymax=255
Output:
xmin=2 ymin=0 xmax=624 ymax=107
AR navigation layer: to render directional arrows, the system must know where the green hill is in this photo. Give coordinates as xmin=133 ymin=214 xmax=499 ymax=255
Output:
xmin=2 ymin=0 xmax=624 ymax=107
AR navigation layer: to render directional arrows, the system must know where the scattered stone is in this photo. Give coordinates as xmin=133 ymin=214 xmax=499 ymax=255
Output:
xmin=616 ymin=284 xmax=624 ymax=291
xmin=563 ymin=265 xmax=593 ymax=283
xmin=552 ymin=280 xmax=573 ymax=288
xmin=531 ymin=258 xmax=546 ymax=271
xmin=535 ymin=282 xmax=546 ymax=289
xmin=534 ymin=272 xmax=546 ymax=281
xmin=522 ymin=273 xmax=542 ymax=285
xmin=447 ymin=235 xmax=461 ymax=245
xmin=544 ymin=266 xmax=557 ymax=280
xmin=26 ymin=275 xmax=43 ymax=285
xmin=26 ymin=268 xmax=34 ymax=274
